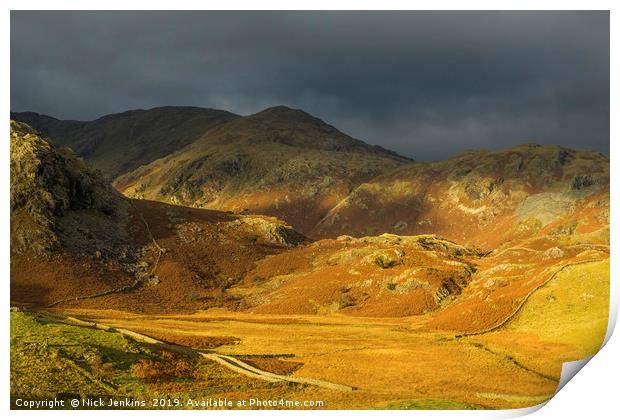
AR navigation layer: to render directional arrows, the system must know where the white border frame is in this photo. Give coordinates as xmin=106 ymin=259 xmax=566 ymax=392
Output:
xmin=2 ymin=2 xmax=617 ymax=419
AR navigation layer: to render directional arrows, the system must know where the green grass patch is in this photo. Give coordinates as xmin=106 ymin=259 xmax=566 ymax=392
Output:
xmin=10 ymin=312 xmax=249 ymax=409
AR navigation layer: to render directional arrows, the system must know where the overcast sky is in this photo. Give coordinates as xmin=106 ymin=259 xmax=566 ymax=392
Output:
xmin=11 ymin=11 xmax=609 ymax=160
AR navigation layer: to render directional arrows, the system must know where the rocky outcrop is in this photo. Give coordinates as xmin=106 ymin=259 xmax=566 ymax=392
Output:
xmin=10 ymin=121 xmax=133 ymax=259
xmin=232 ymin=216 xmax=307 ymax=247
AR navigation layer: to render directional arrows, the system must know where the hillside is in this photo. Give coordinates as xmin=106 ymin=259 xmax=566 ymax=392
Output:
xmin=233 ymin=234 xmax=484 ymax=317
xmin=222 ymin=224 xmax=608 ymax=326
xmin=11 ymin=106 xmax=238 ymax=179
xmin=115 ymin=106 xmax=411 ymax=234
xmin=10 ymin=121 xmax=306 ymax=310
xmin=312 ymin=144 xmax=610 ymax=249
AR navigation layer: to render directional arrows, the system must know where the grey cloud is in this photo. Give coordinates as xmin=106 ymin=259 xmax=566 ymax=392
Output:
xmin=10 ymin=11 xmax=609 ymax=160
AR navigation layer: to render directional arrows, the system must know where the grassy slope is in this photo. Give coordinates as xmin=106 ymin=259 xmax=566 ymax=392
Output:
xmin=10 ymin=312 xmax=256 ymax=408
xmin=382 ymin=399 xmax=484 ymax=410
xmin=506 ymin=259 xmax=609 ymax=359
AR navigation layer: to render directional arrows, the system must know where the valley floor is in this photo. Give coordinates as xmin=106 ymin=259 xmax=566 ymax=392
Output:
xmin=12 ymin=256 xmax=608 ymax=411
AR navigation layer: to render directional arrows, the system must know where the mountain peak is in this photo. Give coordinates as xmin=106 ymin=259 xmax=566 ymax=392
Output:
xmin=249 ymin=105 xmax=324 ymax=125
xmin=261 ymin=105 xmax=298 ymax=113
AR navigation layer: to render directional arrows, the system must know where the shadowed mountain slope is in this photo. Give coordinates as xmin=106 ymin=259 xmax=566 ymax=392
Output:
xmin=11 ymin=106 xmax=239 ymax=179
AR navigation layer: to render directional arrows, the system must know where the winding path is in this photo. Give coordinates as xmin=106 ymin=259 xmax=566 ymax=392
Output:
xmin=35 ymin=311 xmax=355 ymax=392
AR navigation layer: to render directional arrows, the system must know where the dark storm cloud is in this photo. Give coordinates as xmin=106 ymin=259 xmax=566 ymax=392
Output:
xmin=10 ymin=11 xmax=609 ymax=160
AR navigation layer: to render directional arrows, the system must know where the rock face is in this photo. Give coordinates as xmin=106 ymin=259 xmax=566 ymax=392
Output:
xmin=10 ymin=121 xmax=132 ymax=256
xmin=114 ymin=106 xmax=411 ymax=234
xmin=10 ymin=120 xmax=148 ymax=306
xmin=11 ymin=106 xmax=238 ymax=179
xmin=234 ymin=216 xmax=306 ymax=247
xmin=312 ymin=144 xmax=610 ymax=249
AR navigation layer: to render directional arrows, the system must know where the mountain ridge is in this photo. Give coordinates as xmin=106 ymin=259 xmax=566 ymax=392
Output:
xmin=11 ymin=106 xmax=240 ymax=179
xmin=312 ymin=143 xmax=609 ymax=248
xmin=12 ymin=107 xmax=609 ymax=250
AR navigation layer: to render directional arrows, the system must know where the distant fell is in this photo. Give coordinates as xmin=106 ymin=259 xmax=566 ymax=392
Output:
xmin=11 ymin=106 xmax=239 ymax=179
xmin=115 ymin=105 xmax=412 ymax=234
xmin=312 ymin=143 xmax=610 ymax=249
